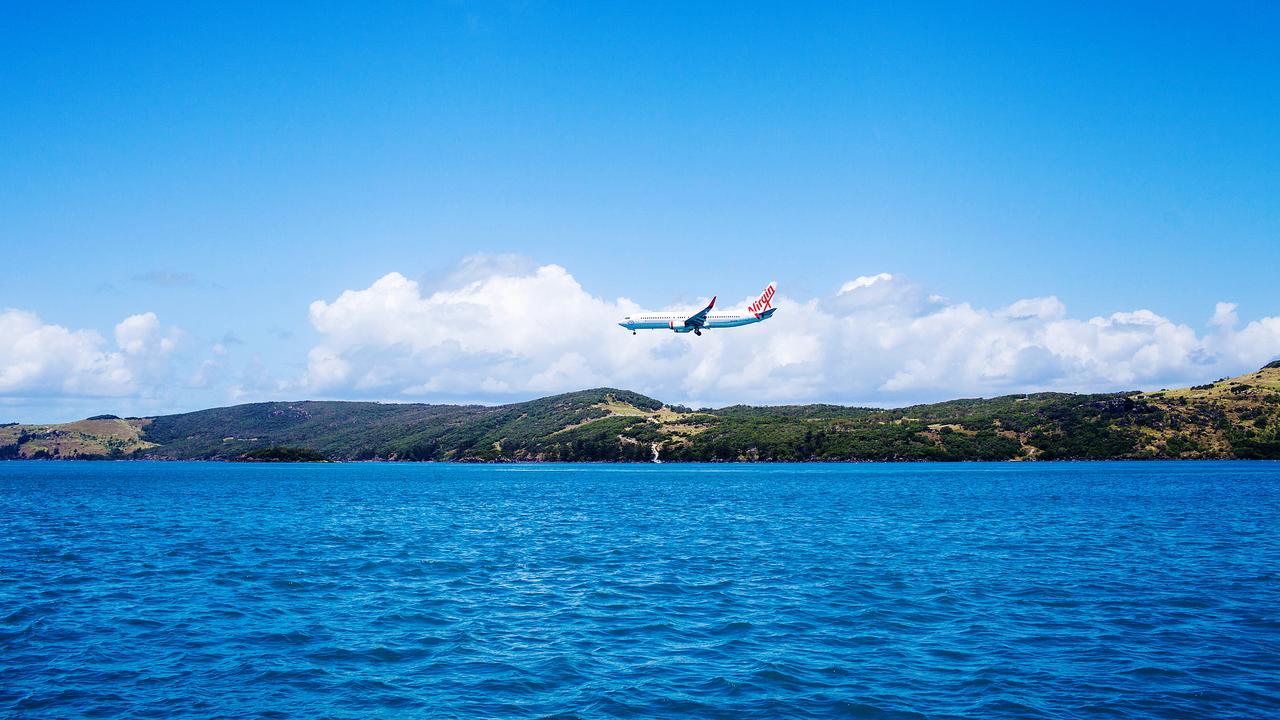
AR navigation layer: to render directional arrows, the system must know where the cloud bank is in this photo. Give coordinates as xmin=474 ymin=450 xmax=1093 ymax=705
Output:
xmin=5 ymin=260 xmax=1278 ymax=416
xmin=304 ymin=263 xmax=1280 ymax=406
xmin=0 ymin=310 xmax=179 ymax=398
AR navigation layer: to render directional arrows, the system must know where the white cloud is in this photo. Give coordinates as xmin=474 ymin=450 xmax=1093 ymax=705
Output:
xmin=188 ymin=343 xmax=228 ymax=389
xmin=1000 ymin=296 xmax=1067 ymax=321
xmin=1210 ymin=302 xmax=1238 ymax=329
xmin=306 ymin=266 xmax=637 ymax=396
xmin=838 ymin=272 xmax=894 ymax=294
xmin=115 ymin=312 xmax=176 ymax=355
xmin=304 ymin=261 xmax=1280 ymax=406
xmin=0 ymin=310 xmax=180 ymax=398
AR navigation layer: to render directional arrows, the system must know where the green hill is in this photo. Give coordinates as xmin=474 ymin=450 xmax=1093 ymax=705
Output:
xmin=4 ymin=367 xmax=1279 ymax=461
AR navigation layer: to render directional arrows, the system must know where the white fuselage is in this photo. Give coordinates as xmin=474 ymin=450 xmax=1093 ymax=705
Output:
xmin=618 ymin=309 xmax=773 ymax=333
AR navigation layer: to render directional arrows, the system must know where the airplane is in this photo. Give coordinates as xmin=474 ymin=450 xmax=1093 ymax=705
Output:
xmin=618 ymin=282 xmax=777 ymax=335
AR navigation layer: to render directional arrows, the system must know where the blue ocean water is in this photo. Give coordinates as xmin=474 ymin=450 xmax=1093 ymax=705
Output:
xmin=1 ymin=461 xmax=1278 ymax=719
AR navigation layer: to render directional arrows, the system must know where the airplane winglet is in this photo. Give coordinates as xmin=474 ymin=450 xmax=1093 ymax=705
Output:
xmin=709 ymin=295 xmax=716 ymax=309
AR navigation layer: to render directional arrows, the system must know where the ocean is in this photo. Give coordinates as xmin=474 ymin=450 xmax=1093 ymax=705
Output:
xmin=2 ymin=461 xmax=1278 ymax=718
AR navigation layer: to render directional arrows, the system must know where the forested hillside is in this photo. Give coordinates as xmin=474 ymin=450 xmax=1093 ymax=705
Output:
xmin=4 ymin=365 xmax=1279 ymax=461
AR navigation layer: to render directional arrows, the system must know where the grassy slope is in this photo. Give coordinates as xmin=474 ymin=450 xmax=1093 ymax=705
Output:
xmin=0 ymin=418 xmax=155 ymax=459
xmin=1138 ymin=364 xmax=1280 ymax=459
xmin=4 ymin=366 xmax=1278 ymax=461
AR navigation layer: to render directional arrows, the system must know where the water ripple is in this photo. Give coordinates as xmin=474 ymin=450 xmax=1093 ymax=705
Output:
xmin=2 ymin=460 xmax=1279 ymax=718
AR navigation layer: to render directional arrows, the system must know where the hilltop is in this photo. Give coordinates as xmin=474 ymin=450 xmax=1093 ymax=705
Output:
xmin=3 ymin=365 xmax=1279 ymax=462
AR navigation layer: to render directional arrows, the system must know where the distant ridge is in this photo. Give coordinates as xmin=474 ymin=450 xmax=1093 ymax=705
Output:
xmin=3 ymin=367 xmax=1279 ymax=462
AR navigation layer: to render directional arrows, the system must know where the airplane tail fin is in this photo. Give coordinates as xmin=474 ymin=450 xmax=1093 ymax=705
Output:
xmin=747 ymin=282 xmax=777 ymax=315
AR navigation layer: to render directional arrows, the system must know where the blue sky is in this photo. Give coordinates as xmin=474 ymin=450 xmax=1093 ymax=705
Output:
xmin=3 ymin=2 xmax=1279 ymax=421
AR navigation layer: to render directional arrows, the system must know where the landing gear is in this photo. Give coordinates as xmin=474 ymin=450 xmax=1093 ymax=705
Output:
xmin=632 ymin=331 xmax=637 ymax=335
xmin=694 ymin=328 xmax=702 ymax=336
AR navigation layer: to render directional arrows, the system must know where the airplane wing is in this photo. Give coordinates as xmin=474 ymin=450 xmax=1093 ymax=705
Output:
xmin=684 ymin=296 xmax=716 ymax=328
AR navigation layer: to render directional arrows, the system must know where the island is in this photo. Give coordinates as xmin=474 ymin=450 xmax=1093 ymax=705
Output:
xmin=3 ymin=363 xmax=1278 ymax=462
